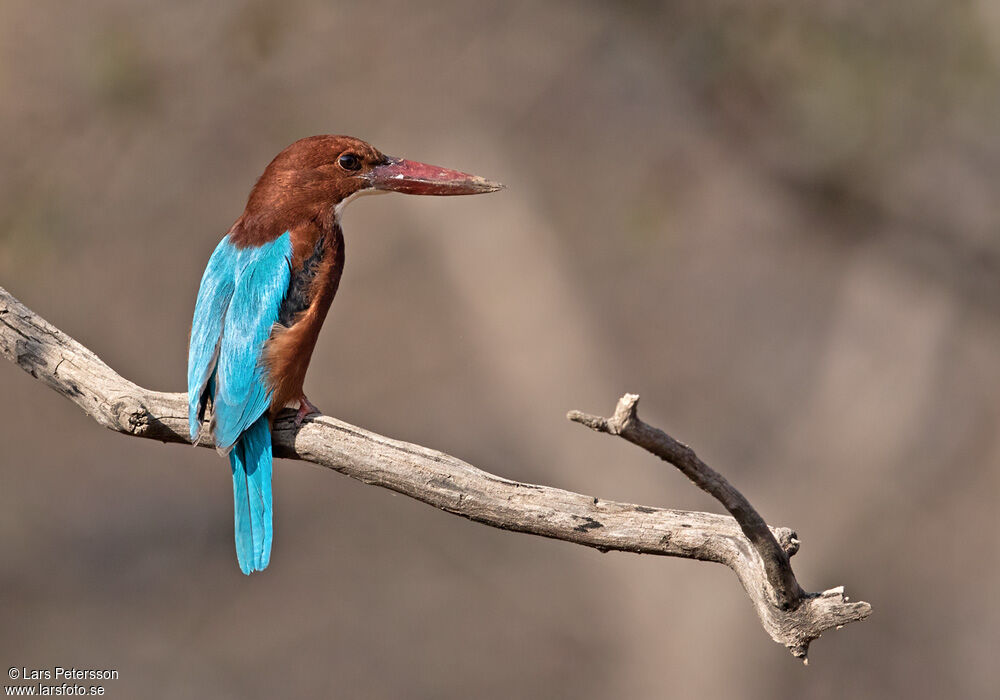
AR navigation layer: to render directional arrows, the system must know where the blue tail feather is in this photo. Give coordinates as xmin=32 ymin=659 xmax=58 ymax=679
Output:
xmin=188 ymin=232 xmax=291 ymax=572
xmin=228 ymin=415 xmax=273 ymax=574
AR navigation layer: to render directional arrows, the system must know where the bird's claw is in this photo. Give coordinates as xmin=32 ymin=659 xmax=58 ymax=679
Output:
xmin=294 ymin=396 xmax=321 ymax=426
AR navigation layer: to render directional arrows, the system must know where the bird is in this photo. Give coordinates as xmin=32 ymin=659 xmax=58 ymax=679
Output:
xmin=187 ymin=135 xmax=502 ymax=574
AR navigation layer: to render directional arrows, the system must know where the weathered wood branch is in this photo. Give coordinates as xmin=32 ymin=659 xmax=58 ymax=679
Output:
xmin=570 ymin=395 xmax=804 ymax=609
xmin=0 ymin=285 xmax=870 ymax=660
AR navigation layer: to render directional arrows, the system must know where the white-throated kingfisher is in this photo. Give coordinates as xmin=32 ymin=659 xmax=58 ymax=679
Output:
xmin=187 ymin=135 xmax=502 ymax=574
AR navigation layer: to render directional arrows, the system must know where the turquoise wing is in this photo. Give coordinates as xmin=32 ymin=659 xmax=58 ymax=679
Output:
xmin=187 ymin=232 xmax=293 ymax=449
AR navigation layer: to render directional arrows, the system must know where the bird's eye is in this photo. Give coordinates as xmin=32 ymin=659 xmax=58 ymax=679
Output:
xmin=338 ymin=153 xmax=362 ymax=171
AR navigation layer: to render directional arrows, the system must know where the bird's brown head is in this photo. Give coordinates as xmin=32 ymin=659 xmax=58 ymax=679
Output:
xmin=230 ymin=135 xmax=503 ymax=246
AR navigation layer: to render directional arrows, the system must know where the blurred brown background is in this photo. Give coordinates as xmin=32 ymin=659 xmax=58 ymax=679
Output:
xmin=1 ymin=1 xmax=998 ymax=698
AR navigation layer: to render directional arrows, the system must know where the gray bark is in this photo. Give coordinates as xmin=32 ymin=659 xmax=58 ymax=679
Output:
xmin=0 ymin=285 xmax=870 ymax=660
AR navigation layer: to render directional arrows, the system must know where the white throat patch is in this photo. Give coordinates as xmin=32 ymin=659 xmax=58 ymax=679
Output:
xmin=333 ymin=188 xmax=387 ymax=226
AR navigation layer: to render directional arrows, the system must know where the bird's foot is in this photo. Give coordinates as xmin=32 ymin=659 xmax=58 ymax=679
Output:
xmin=294 ymin=395 xmax=321 ymax=426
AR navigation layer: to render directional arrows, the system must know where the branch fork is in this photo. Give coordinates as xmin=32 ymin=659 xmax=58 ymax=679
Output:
xmin=570 ymin=394 xmax=870 ymax=659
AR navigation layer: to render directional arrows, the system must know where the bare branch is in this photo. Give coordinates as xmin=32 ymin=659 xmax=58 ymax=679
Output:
xmin=570 ymin=394 xmax=803 ymax=609
xmin=0 ymin=285 xmax=870 ymax=660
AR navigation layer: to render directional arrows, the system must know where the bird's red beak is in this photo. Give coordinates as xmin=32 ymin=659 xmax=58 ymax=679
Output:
xmin=368 ymin=157 xmax=504 ymax=196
